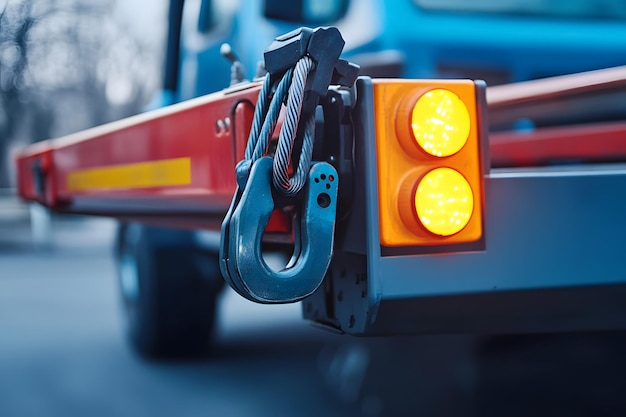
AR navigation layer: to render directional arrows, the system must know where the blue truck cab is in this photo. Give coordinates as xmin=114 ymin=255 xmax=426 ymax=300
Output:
xmin=171 ymin=0 xmax=626 ymax=101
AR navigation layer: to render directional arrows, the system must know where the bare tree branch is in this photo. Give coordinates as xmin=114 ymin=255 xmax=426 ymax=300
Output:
xmin=0 ymin=0 xmax=163 ymax=187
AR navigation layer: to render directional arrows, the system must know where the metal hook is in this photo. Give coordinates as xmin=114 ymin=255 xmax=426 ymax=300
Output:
xmin=219 ymin=157 xmax=338 ymax=304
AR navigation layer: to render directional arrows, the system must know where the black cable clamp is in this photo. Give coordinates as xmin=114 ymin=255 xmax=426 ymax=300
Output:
xmin=263 ymin=27 xmax=360 ymax=115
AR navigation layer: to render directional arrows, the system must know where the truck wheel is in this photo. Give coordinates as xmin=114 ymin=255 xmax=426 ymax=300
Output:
xmin=115 ymin=222 xmax=224 ymax=359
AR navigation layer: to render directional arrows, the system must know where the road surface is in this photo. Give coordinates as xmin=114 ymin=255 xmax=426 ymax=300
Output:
xmin=0 ymin=212 xmax=475 ymax=416
xmin=2 ymin=203 xmax=626 ymax=416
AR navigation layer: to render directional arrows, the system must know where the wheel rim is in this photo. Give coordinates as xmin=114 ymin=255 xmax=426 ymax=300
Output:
xmin=119 ymin=253 xmax=140 ymax=301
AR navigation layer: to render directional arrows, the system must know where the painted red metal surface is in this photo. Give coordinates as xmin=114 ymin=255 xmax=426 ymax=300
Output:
xmin=15 ymin=82 xmax=292 ymax=234
xmin=16 ymin=76 xmax=626 ymax=232
xmin=490 ymin=122 xmax=626 ymax=167
xmin=487 ymin=65 xmax=626 ymax=108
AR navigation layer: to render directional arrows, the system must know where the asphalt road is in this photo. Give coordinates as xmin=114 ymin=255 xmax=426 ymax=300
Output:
xmin=0 ymin=213 xmax=476 ymax=417
xmin=3 ymin=207 xmax=626 ymax=416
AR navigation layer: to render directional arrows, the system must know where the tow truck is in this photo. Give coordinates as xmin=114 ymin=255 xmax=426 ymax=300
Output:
xmin=15 ymin=20 xmax=626 ymax=359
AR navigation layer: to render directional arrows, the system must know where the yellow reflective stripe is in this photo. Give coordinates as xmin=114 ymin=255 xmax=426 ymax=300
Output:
xmin=67 ymin=157 xmax=191 ymax=191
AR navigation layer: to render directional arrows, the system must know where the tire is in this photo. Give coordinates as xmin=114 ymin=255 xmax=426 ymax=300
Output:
xmin=115 ymin=222 xmax=224 ymax=359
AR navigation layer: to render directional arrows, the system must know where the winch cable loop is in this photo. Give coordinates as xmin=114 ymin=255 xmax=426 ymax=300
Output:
xmin=244 ymin=67 xmax=294 ymax=162
xmin=272 ymin=56 xmax=315 ymax=196
xmin=244 ymin=73 xmax=272 ymax=160
xmin=242 ymin=56 xmax=316 ymax=197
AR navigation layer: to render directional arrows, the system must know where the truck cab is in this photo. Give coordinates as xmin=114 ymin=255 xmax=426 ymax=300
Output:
xmin=170 ymin=0 xmax=626 ymax=101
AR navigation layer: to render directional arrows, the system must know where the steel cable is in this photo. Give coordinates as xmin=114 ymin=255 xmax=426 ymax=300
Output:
xmin=272 ymin=56 xmax=315 ymax=196
xmin=243 ymin=56 xmax=316 ymax=196
xmin=245 ymin=68 xmax=294 ymax=162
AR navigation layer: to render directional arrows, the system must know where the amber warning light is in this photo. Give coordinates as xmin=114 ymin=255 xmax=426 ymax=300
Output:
xmin=373 ymin=80 xmax=486 ymax=251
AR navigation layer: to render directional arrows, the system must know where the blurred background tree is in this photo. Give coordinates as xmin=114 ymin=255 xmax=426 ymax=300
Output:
xmin=0 ymin=0 xmax=166 ymax=187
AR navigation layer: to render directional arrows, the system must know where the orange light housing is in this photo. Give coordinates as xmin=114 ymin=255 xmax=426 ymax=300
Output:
xmin=373 ymin=79 xmax=485 ymax=248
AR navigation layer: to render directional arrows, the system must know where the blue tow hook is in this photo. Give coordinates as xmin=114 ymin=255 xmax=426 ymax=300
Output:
xmin=220 ymin=157 xmax=338 ymax=304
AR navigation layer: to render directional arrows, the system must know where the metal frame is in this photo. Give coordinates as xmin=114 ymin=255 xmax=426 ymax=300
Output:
xmin=303 ymin=78 xmax=626 ymax=335
xmin=16 ymin=72 xmax=626 ymax=335
xmin=15 ymin=83 xmax=292 ymax=235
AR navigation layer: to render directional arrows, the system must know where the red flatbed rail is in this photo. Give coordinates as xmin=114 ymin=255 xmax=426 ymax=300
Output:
xmin=16 ymin=69 xmax=626 ymax=231
xmin=15 ymin=82 xmax=296 ymax=232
